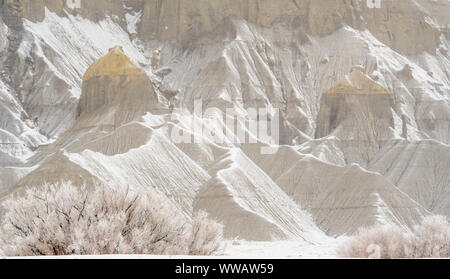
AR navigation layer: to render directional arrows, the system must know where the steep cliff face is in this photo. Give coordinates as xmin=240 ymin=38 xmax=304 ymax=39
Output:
xmin=5 ymin=0 xmax=447 ymax=54
xmin=4 ymin=0 xmax=124 ymax=22
xmin=138 ymin=0 xmax=445 ymax=55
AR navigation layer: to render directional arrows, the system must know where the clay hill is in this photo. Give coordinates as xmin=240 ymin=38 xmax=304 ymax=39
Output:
xmin=0 ymin=0 xmax=449 ymax=250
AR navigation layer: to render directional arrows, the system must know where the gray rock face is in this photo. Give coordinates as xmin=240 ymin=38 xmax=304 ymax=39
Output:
xmin=5 ymin=0 xmax=446 ymax=54
xmin=369 ymin=140 xmax=450 ymax=216
xmin=0 ymin=0 xmax=449 ymax=243
xmin=316 ymin=94 xmax=394 ymax=140
xmin=315 ymin=68 xmax=396 ymax=164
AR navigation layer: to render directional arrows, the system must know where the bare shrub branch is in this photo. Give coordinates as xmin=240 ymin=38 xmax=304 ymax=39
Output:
xmin=188 ymin=211 xmax=224 ymax=256
xmin=337 ymin=215 xmax=450 ymax=258
xmin=0 ymin=182 xmax=223 ymax=257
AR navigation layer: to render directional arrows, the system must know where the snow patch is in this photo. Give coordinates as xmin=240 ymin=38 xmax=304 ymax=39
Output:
xmin=125 ymin=11 xmax=142 ymax=35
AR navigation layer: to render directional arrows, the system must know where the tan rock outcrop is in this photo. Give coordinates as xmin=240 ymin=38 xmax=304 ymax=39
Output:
xmin=78 ymin=46 xmax=160 ymax=126
xmin=82 ymin=46 xmax=145 ymax=81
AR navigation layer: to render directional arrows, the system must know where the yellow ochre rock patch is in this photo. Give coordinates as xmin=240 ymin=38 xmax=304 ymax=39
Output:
xmin=83 ymin=46 xmax=145 ymax=81
xmin=325 ymin=66 xmax=390 ymax=95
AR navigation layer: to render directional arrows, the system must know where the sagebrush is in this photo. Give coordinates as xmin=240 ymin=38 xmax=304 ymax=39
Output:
xmin=408 ymin=215 xmax=450 ymax=258
xmin=337 ymin=215 xmax=450 ymax=258
xmin=337 ymin=225 xmax=409 ymax=258
xmin=0 ymin=182 xmax=223 ymax=256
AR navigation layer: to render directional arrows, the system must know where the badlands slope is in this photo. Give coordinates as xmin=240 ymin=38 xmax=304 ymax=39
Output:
xmin=0 ymin=0 xmax=449 ymax=255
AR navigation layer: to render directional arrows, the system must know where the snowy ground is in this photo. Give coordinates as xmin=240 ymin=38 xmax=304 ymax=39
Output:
xmin=4 ymin=240 xmax=343 ymax=259
xmin=223 ymin=240 xmax=342 ymax=258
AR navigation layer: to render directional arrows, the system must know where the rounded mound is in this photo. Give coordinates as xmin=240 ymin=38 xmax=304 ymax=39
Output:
xmin=83 ymin=46 xmax=145 ymax=81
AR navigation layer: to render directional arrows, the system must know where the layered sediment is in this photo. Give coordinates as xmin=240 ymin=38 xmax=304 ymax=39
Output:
xmin=78 ymin=46 xmax=160 ymax=126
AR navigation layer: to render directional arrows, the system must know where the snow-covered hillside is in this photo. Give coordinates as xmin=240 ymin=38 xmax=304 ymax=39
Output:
xmin=0 ymin=0 xmax=449 ymax=256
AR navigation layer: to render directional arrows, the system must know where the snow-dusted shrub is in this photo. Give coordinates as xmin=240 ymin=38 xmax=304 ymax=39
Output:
xmin=188 ymin=211 xmax=224 ymax=256
xmin=338 ymin=215 xmax=450 ymax=258
xmin=0 ymin=182 xmax=223 ymax=256
xmin=407 ymin=215 xmax=450 ymax=258
xmin=337 ymin=225 xmax=409 ymax=259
